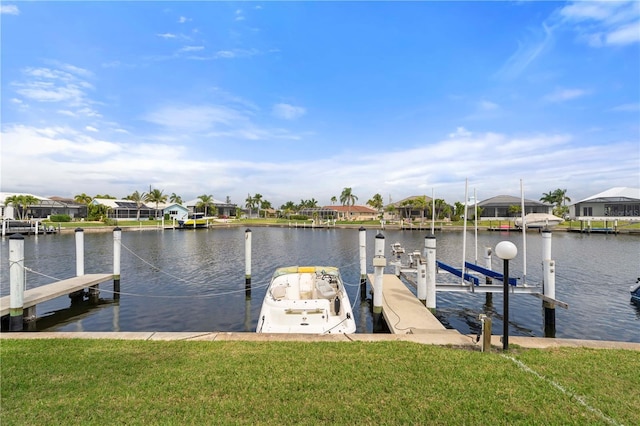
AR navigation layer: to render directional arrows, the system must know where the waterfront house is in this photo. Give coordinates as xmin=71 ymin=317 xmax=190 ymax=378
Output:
xmin=92 ymin=198 xmax=157 ymax=220
xmin=184 ymin=198 xmax=238 ymax=217
xmin=570 ymin=187 xmax=640 ymax=220
xmin=162 ymin=203 xmax=189 ymax=222
xmin=476 ymin=195 xmax=552 ymax=220
xmin=1 ymin=193 xmax=84 ymax=220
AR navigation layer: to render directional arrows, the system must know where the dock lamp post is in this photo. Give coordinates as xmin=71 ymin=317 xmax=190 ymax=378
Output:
xmin=495 ymin=241 xmax=517 ymax=351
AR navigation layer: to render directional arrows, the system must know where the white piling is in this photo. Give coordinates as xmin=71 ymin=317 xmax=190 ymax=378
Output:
xmin=34 ymin=220 xmax=39 ymax=236
xmin=542 ymin=230 xmax=556 ymax=336
xmin=372 ymin=233 xmax=386 ymax=316
xmin=2 ymin=219 xmax=6 ymax=237
xmin=417 ymin=256 xmax=427 ymax=305
xmin=113 ymin=227 xmax=122 ymax=300
xmin=75 ymin=228 xmax=84 ymax=277
xmin=359 ymin=227 xmax=367 ymax=294
xmin=425 ymin=235 xmax=436 ymax=312
xmin=9 ymin=234 xmax=25 ymax=331
xmin=245 ymin=229 xmax=252 ymax=297
xmin=483 ymin=246 xmax=493 ymax=284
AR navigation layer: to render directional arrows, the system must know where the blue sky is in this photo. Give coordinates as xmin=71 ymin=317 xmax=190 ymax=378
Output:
xmin=1 ymin=1 xmax=639 ymax=207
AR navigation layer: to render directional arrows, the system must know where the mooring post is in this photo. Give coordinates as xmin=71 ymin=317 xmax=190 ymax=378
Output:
xmin=359 ymin=226 xmax=367 ymax=296
xmin=479 ymin=314 xmax=492 ymax=352
xmin=425 ymin=235 xmax=437 ymax=312
xmin=372 ymin=233 xmax=386 ymax=330
xmin=9 ymin=233 xmax=25 ymax=331
xmin=1 ymin=219 xmax=6 ymax=237
xmin=542 ymin=230 xmax=556 ymax=337
xmin=417 ymin=255 xmax=427 ymax=306
xmin=75 ymin=228 xmax=84 ymax=276
xmin=113 ymin=227 xmax=121 ymax=300
xmin=245 ymin=228 xmax=252 ymax=298
xmin=34 ymin=220 xmax=39 ymax=236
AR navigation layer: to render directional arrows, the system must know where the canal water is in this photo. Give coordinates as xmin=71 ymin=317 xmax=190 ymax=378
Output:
xmin=1 ymin=227 xmax=638 ymax=342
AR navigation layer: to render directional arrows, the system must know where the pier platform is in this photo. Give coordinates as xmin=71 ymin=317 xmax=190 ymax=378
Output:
xmin=367 ymin=273 xmax=465 ymax=341
xmin=0 ymin=273 xmax=114 ymax=317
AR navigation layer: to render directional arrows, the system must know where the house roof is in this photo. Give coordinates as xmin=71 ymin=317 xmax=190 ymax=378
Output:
xmin=576 ymin=187 xmax=640 ymax=203
xmin=478 ymin=195 xmax=550 ymax=207
xmin=92 ymin=198 xmax=152 ymax=209
xmin=323 ymin=205 xmax=378 ymax=214
xmin=389 ymin=195 xmax=433 ymax=207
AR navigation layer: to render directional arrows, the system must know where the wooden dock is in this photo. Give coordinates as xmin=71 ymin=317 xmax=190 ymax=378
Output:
xmin=368 ymin=273 xmax=458 ymax=335
xmin=0 ymin=274 xmax=114 ymax=317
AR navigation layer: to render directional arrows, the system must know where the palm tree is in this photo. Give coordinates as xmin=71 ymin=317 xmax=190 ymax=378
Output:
xmin=5 ymin=194 xmax=40 ymax=220
xmin=260 ymin=200 xmax=272 ymax=218
xmin=169 ymin=193 xmax=183 ymax=204
xmin=330 ymin=196 xmax=337 ymax=205
xmin=74 ymin=193 xmax=92 ymax=204
xmin=127 ymin=190 xmax=147 ymax=221
xmin=245 ymin=194 xmax=255 ymax=218
xmin=280 ymin=201 xmax=297 ymax=219
xmin=340 ymin=187 xmax=358 ymax=220
xmin=253 ymin=193 xmax=263 ymax=218
xmin=146 ymin=188 xmax=168 ymax=218
xmin=197 ymin=194 xmax=215 ymax=217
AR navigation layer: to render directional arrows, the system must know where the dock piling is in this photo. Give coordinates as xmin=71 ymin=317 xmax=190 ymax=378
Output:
xmin=479 ymin=314 xmax=492 ymax=352
xmin=9 ymin=234 xmax=25 ymax=331
xmin=425 ymin=235 xmax=436 ymax=312
xmin=245 ymin=229 xmax=252 ymax=298
xmin=359 ymin=227 xmax=367 ymax=296
xmin=75 ymin=228 xmax=84 ymax=276
xmin=372 ymin=233 xmax=386 ymax=330
xmin=542 ymin=230 xmax=556 ymax=337
xmin=113 ymin=227 xmax=121 ymax=300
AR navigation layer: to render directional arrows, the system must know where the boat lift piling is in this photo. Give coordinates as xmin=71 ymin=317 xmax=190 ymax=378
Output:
xmin=113 ymin=228 xmax=122 ymax=300
xmin=425 ymin=235 xmax=437 ymax=312
xmin=9 ymin=234 xmax=25 ymax=331
xmin=372 ymin=233 xmax=386 ymax=330
xmin=483 ymin=246 xmax=493 ymax=305
xmin=358 ymin=227 xmax=367 ymax=296
xmin=542 ymin=230 xmax=556 ymax=337
xmin=245 ymin=229 xmax=252 ymax=298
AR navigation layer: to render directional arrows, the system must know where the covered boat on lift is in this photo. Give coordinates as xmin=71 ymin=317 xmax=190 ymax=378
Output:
xmin=256 ymin=266 xmax=356 ymax=334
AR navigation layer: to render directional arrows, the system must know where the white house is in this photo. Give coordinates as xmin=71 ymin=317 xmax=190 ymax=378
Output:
xmin=570 ymin=187 xmax=640 ymax=220
xmin=162 ymin=203 xmax=189 ymax=222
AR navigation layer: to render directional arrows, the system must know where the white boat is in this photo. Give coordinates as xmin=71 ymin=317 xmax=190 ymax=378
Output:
xmin=515 ymin=213 xmax=564 ymax=229
xmin=256 ymin=266 xmax=357 ymax=334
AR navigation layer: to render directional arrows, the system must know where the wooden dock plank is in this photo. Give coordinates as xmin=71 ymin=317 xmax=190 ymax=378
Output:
xmin=368 ymin=274 xmax=447 ymax=334
xmin=0 ymin=273 xmax=113 ymax=317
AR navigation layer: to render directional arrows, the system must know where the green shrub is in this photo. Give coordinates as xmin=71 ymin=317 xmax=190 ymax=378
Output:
xmin=49 ymin=214 xmax=72 ymax=222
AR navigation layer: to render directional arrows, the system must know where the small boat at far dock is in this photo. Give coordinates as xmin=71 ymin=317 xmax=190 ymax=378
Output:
xmin=515 ymin=213 xmax=564 ymax=229
xmin=631 ymin=278 xmax=640 ymax=304
xmin=256 ymin=266 xmax=356 ymax=334
xmin=178 ymin=213 xmax=210 ymax=229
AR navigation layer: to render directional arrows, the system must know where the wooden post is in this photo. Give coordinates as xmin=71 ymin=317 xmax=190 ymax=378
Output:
xmin=542 ymin=230 xmax=556 ymax=337
xmin=9 ymin=234 xmax=25 ymax=331
xmin=113 ymin=227 xmax=121 ymax=300
xmin=372 ymin=233 xmax=386 ymax=330
xmin=359 ymin=227 xmax=367 ymax=297
xmin=245 ymin=228 xmax=252 ymax=298
xmin=425 ymin=235 xmax=436 ymax=312
xmin=479 ymin=314 xmax=492 ymax=352
xmin=75 ymin=228 xmax=84 ymax=276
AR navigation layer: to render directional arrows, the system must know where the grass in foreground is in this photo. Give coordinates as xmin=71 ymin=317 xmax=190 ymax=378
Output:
xmin=1 ymin=340 xmax=638 ymax=425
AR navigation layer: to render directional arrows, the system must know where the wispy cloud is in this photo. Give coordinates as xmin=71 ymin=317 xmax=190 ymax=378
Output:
xmin=156 ymin=33 xmax=177 ymax=39
xmin=272 ymin=103 xmax=306 ymax=120
xmin=544 ymin=88 xmax=589 ymax=103
xmin=478 ymin=100 xmax=499 ymax=111
xmin=85 ymin=126 xmax=99 ymax=132
xmin=559 ymin=1 xmax=640 ymax=47
xmin=178 ymin=16 xmax=191 ymax=24
xmin=235 ymin=9 xmax=245 ymax=21
xmin=0 ymin=4 xmax=19 ymax=15
xmin=611 ymin=103 xmax=640 ymax=112
xmin=179 ymin=45 xmax=205 ymax=53
xmin=496 ymin=22 xmax=554 ymax=80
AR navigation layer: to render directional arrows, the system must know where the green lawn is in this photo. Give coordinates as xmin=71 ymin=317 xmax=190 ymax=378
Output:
xmin=2 ymin=339 xmax=638 ymax=425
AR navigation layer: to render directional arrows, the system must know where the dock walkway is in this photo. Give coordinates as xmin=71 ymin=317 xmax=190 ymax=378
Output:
xmin=0 ymin=274 xmax=114 ymax=317
xmin=368 ymin=274 xmax=466 ymax=342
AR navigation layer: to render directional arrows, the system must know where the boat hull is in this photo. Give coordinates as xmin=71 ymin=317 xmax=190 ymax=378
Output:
xmin=256 ymin=266 xmax=357 ymax=334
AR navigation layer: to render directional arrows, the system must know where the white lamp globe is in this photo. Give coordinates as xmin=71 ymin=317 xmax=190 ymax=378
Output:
xmin=495 ymin=241 xmax=517 ymax=260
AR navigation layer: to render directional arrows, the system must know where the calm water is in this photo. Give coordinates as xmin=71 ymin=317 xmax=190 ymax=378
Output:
xmin=1 ymin=227 xmax=639 ymax=342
